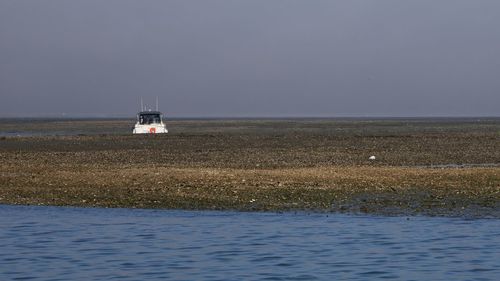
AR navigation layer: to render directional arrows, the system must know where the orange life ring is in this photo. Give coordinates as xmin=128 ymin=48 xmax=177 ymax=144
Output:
xmin=149 ymin=127 xmax=156 ymax=134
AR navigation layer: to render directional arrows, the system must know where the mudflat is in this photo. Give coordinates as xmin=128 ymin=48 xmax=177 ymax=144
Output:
xmin=0 ymin=118 xmax=499 ymax=217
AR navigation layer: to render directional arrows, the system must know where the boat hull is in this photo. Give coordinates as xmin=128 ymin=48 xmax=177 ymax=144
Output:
xmin=132 ymin=124 xmax=168 ymax=134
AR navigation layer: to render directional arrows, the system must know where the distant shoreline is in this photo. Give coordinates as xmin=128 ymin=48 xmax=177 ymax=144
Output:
xmin=1 ymin=116 xmax=500 ymax=121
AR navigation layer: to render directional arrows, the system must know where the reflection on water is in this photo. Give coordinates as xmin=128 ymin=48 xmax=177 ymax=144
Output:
xmin=0 ymin=205 xmax=499 ymax=280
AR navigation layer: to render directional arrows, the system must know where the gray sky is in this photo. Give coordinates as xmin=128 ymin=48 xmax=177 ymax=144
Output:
xmin=1 ymin=0 xmax=499 ymax=117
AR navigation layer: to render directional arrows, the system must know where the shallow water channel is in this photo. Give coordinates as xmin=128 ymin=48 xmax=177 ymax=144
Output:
xmin=0 ymin=205 xmax=499 ymax=280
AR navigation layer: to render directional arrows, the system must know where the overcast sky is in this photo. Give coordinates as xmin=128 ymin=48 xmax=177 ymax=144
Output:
xmin=1 ymin=1 xmax=499 ymax=117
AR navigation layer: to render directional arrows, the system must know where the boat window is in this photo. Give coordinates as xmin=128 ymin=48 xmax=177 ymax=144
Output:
xmin=139 ymin=114 xmax=161 ymax=124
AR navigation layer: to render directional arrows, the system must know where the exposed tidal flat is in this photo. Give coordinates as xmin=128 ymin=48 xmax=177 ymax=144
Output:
xmin=0 ymin=118 xmax=499 ymax=217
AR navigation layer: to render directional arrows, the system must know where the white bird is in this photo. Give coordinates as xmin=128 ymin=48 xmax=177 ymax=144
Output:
xmin=369 ymin=156 xmax=376 ymax=160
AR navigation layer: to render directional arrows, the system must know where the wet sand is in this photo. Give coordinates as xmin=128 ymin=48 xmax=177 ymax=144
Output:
xmin=0 ymin=118 xmax=499 ymax=217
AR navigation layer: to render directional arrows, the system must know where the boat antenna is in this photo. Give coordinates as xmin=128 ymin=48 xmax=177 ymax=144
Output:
xmin=156 ymin=96 xmax=159 ymax=111
xmin=141 ymin=97 xmax=144 ymax=112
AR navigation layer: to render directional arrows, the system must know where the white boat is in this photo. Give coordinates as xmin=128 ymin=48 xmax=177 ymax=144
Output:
xmin=132 ymin=98 xmax=168 ymax=134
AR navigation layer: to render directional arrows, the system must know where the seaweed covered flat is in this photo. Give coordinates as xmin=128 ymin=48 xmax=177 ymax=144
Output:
xmin=0 ymin=118 xmax=499 ymax=217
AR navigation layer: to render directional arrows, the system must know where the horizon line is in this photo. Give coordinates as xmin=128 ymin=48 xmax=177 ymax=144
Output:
xmin=1 ymin=115 xmax=499 ymax=120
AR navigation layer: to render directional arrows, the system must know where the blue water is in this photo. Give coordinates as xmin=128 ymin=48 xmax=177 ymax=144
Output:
xmin=0 ymin=205 xmax=499 ymax=281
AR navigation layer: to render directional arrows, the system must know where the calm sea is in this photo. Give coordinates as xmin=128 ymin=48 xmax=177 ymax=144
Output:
xmin=0 ymin=205 xmax=499 ymax=280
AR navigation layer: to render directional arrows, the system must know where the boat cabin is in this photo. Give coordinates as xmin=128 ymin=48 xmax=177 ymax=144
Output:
xmin=138 ymin=111 xmax=162 ymax=125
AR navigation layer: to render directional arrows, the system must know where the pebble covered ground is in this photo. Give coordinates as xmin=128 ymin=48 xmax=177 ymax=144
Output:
xmin=0 ymin=118 xmax=499 ymax=217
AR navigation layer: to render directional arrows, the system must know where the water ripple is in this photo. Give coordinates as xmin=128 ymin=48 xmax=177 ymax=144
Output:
xmin=0 ymin=205 xmax=499 ymax=280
